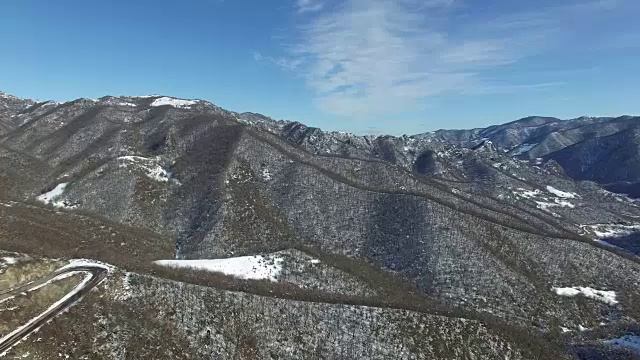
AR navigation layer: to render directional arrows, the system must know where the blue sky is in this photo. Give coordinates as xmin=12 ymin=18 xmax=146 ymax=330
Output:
xmin=1 ymin=0 xmax=639 ymax=135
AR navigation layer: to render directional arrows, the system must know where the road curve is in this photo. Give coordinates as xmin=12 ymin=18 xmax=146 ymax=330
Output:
xmin=0 ymin=264 xmax=108 ymax=354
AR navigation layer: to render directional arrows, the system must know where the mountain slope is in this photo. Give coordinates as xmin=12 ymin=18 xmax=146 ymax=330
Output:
xmin=0 ymin=91 xmax=36 ymax=135
xmin=1 ymin=253 xmax=568 ymax=359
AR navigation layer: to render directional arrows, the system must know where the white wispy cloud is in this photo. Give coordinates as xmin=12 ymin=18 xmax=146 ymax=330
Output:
xmin=290 ymin=0 xmax=513 ymax=116
xmin=253 ymin=51 xmax=303 ymax=72
xmin=296 ymin=0 xmax=324 ymax=13
xmin=267 ymin=0 xmax=634 ymax=117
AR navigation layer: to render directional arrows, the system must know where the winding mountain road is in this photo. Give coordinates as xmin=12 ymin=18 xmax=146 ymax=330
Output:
xmin=0 ymin=263 xmax=108 ymax=354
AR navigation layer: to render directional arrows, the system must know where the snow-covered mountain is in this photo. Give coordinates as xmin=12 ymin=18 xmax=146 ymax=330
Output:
xmin=259 ymin=114 xmax=640 ymax=197
xmin=1 ymin=90 xmax=640 ymax=359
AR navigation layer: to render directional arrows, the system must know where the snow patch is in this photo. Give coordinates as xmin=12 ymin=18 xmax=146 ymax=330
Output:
xmin=546 ymin=185 xmax=578 ymax=199
xmin=101 ymin=98 xmax=137 ymax=107
xmin=117 ymin=156 xmax=172 ymax=182
xmin=37 ymin=183 xmax=66 ymax=203
xmin=582 ymin=223 xmax=640 ymax=239
xmin=516 ymin=188 xmax=542 ymax=198
xmin=150 ymin=97 xmax=197 ymax=108
xmin=513 ymin=188 xmax=575 ymax=209
xmin=132 ymin=95 xmax=160 ymax=98
xmin=552 ymin=287 xmax=581 ymax=296
xmin=533 ymin=199 xmax=575 ymax=210
xmin=546 ymin=199 xmax=575 ymax=208
xmin=36 ymin=183 xmax=76 ymax=209
xmin=154 ymin=255 xmax=284 ymax=281
xmin=2 ymin=257 xmax=17 ymax=265
xmin=558 ymin=200 xmax=575 ymax=208
xmin=261 ymin=168 xmax=272 ymax=181
xmin=552 ymin=286 xmax=618 ymax=305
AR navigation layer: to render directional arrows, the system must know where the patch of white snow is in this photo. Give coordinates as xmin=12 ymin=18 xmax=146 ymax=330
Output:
xmin=2 ymin=257 xmax=17 ymax=265
xmin=583 ymin=223 xmax=640 ymax=239
xmin=552 ymin=286 xmax=618 ymax=305
xmin=150 ymin=97 xmax=197 ymax=108
xmin=154 ymin=255 xmax=284 ymax=281
xmin=516 ymin=188 xmax=542 ymax=198
xmin=117 ymin=156 xmax=171 ymax=182
xmin=37 ymin=183 xmax=66 ymax=203
xmin=546 ymin=186 xmax=578 ymax=199
xmin=535 ymin=199 xmax=575 ymax=210
xmin=261 ymin=168 xmax=272 ymax=181
xmin=132 ymin=95 xmax=161 ymax=98
xmin=36 ymin=183 xmax=76 ymax=209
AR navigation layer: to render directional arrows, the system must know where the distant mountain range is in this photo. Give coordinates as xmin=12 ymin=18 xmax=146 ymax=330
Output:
xmin=246 ymin=111 xmax=640 ymax=198
xmin=1 ymin=90 xmax=640 ymax=359
xmin=432 ymin=115 xmax=640 ymax=197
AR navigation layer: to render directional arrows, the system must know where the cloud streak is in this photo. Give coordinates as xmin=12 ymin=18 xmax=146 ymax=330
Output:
xmin=296 ymin=0 xmax=324 ymax=13
xmin=271 ymin=0 xmax=635 ymax=117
